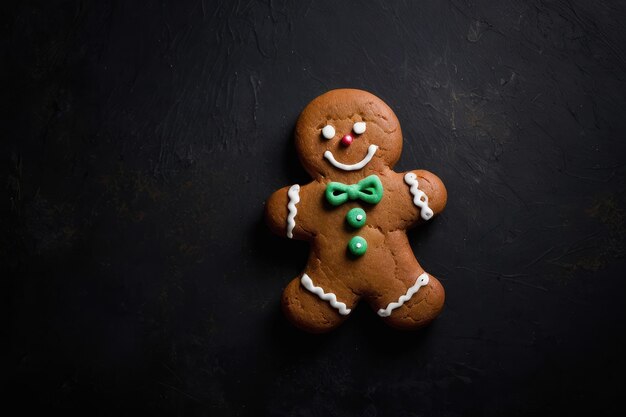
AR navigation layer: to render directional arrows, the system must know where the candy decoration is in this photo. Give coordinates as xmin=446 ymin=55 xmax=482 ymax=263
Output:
xmin=348 ymin=236 xmax=367 ymax=256
xmin=346 ymin=208 xmax=366 ymax=229
xmin=341 ymin=134 xmax=353 ymax=146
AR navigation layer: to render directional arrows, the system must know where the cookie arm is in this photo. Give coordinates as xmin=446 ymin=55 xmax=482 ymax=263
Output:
xmin=265 ymin=183 xmax=314 ymax=240
xmin=402 ymin=169 xmax=447 ymax=224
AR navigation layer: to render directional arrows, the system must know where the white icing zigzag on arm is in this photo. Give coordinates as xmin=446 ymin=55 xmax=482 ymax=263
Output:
xmin=300 ymin=274 xmax=351 ymax=316
xmin=286 ymin=184 xmax=300 ymax=239
xmin=377 ymin=273 xmax=429 ymax=317
xmin=404 ymin=173 xmax=434 ymax=220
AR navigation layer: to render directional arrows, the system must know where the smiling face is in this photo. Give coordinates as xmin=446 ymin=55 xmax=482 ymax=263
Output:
xmin=295 ymin=89 xmax=403 ymax=179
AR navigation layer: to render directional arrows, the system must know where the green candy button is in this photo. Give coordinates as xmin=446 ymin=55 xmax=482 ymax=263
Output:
xmin=346 ymin=208 xmax=367 ymax=229
xmin=348 ymin=236 xmax=367 ymax=256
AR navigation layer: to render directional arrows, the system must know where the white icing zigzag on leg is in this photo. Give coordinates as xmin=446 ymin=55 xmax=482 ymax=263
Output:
xmin=377 ymin=273 xmax=430 ymax=317
xmin=286 ymin=184 xmax=300 ymax=239
xmin=300 ymin=274 xmax=351 ymax=316
xmin=404 ymin=173 xmax=434 ymax=220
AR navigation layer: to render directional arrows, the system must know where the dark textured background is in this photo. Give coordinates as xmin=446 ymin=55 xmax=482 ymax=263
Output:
xmin=3 ymin=1 xmax=626 ymax=416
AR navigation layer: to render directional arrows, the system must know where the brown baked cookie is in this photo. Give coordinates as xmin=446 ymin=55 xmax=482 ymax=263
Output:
xmin=265 ymin=89 xmax=448 ymax=333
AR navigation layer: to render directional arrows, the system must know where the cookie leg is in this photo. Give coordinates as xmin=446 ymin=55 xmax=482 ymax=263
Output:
xmin=282 ymin=273 xmax=357 ymax=333
xmin=375 ymin=272 xmax=445 ymax=330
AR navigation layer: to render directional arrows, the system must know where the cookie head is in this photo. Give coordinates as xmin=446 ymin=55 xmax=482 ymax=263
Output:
xmin=295 ymin=89 xmax=403 ymax=178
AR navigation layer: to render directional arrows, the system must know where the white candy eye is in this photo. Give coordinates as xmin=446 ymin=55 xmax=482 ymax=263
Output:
xmin=321 ymin=125 xmax=335 ymax=140
xmin=353 ymin=121 xmax=366 ymax=135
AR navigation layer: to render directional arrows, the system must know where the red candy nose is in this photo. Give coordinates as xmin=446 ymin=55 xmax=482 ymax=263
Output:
xmin=341 ymin=134 xmax=354 ymax=146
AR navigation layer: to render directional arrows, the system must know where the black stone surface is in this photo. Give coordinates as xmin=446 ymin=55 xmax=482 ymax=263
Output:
xmin=3 ymin=1 xmax=626 ymax=416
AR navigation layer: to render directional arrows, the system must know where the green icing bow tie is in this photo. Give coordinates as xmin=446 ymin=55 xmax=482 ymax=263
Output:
xmin=325 ymin=175 xmax=384 ymax=206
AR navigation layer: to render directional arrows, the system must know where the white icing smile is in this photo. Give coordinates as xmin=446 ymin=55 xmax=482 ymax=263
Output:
xmin=324 ymin=144 xmax=378 ymax=171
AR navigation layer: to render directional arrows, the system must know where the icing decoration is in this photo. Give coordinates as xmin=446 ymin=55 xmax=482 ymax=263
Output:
xmin=301 ymin=273 xmax=351 ymax=315
xmin=353 ymin=121 xmax=366 ymax=135
xmin=322 ymin=125 xmax=335 ymax=139
xmin=377 ymin=273 xmax=430 ymax=317
xmin=341 ymin=134 xmax=354 ymax=147
xmin=348 ymin=236 xmax=367 ymax=256
xmin=286 ymin=184 xmax=300 ymax=238
xmin=324 ymin=144 xmax=378 ymax=171
xmin=346 ymin=208 xmax=366 ymax=229
xmin=325 ymin=175 xmax=383 ymax=206
xmin=404 ymin=173 xmax=434 ymax=220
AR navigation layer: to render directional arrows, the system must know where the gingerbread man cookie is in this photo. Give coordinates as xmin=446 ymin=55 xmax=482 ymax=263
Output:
xmin=265 ymin=89 xmax=447 ymax=332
